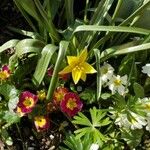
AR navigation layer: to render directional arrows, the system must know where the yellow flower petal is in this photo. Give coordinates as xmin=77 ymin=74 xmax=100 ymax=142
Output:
xmin=81 ymin=73 xmax=86 ymax=81
xmin=79 ymin=49 xmax=88 ymax=63
xmin=67 ymin=56 xmax=78 ymax=66
xmin=59 ymin=66 xmax=72 ymax=74
xmin=72 ymin=68 xmax=82 ymax=84
xmin=82 ymin=62 xmax=97 ymax=74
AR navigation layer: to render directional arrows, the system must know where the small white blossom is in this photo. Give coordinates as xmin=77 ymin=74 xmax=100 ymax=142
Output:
xmin=107 ymin=75 xmax=128 ymax=95
xmin=142 ymin=64 xmax=150 ymax=76
xmin=90 ymin=143 xmax=99 ymax=150
xmin=100 ymin=62 xmax=114 ymax=84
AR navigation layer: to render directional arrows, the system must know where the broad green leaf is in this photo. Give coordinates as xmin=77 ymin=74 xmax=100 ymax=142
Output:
xmin=15 ymin=39 xmax=45 ymax=57
xmin=46 ymin=41 xmax=69 ymax=100
xmin=0 ymin=39 xmax=19 ymax=53
xmin=33 ymin=44 xmax=58 ymax=86
xmin=133 ymin=82 xmax=145 ymax=98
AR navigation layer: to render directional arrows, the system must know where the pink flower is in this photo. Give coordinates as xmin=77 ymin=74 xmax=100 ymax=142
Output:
xmin=53 ymin=87 xmax=69 ymax=106
xmin=60 ymin=92 xmax=83 ymax=117
xmin=34 ymin=116 xmax=50 ymax=132
xmin=17 ymin=91 xmax=38 ymax=114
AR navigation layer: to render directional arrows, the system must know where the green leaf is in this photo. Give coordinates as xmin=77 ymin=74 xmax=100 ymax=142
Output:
xmin=15 ymin=39 xmax=45 ymax=57
xmin=1 ymin=129 xmax=13 ymax=146
xmin=9 ymin=54 xmax=18 ymax=71
xmin=74 ymin=25 xmax=150 ymax=35
xmin=46 ymin=41 xmax=69 ymax=101
xmin=94 ymin=49 xmax=101 ymax=102
xmin=72 ymin=108 xmax=110 ymax=145
xmin=121 ymin=129 xmax=143 ymax=149
xmin=79 ymin=88 xmax=96 ymax=104
xmin=14 ymin=0 xmax=40 ymax=21
xmin=133 ymin=82 xmax=145 ymax=98
xmin=65 ymin=0 xmax=74 ymax=25
xmin=3 ymin=111 xmax=20 ymax=125
xmin=0 ymin=39 xmax=20 ymax=53
xmin=33 ymin=44 xmax=58 ymax=86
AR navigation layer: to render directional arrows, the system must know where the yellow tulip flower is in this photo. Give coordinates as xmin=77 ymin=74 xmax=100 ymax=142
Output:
xmin=59 ymin=49 xmax=97 ymax=84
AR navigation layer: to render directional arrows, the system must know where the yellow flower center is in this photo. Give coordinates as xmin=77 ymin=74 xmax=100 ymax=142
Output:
xmin=74 ymin=63 xmax=84 ymax=72
xmin=23 ymin=97 xmax=34 ymax=108
xmin=34 ymin=116 xmax=46 ymax=127
xmin=114 ymin=79 xmax=121 ymax=86
xmin=66 ymin=98 xmax=77 ymax=110
xmin=0 ymin=71 xmax=10 ymax=80
xmin=144 ymin=103 xmax=150 ymax=110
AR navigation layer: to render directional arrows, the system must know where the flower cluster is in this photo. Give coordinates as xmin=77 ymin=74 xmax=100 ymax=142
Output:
xmin=53 ymin=87 xmax=83 ymax=117
xmin=0 ymin=65 xmax=10 ymax=81
xmin=100 ymin=62 xmax=129 ymax=95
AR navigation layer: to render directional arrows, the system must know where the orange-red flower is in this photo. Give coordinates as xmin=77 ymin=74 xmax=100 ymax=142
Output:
xmin=34 ymin=116 xmax=50 ymax=132
xmin=60 ymin=92 xmax=83 ymax=117
xmin=0 ymin=65 xmax=10 ymax=81
xmin=53 ymin=87 xmax=69 ymax=105
xmin=17 ymin=91 xmax=38 ymax=115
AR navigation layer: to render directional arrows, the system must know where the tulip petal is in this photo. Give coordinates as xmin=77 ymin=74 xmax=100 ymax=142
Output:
xmin=59 ymin=65 xmax=72 ymax=74
xmin=81 ymin=73 xmax=86 ymax=81
xmin=79 ymin=49 xmax=88 ymax=62
xmin=82 ymin=62 xmax=97 ymax=74
xmin=67 ymin=56 xmax=78 ymax=66
xmin=72 ymin=68 xmax=82 ymax=84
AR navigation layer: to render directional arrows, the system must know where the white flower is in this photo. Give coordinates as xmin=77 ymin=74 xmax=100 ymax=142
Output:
xmin=112 ymin=111 xmax=147 ymax=130
xmin=100 ymin=62 xmax=114 ymax=84
xmin=115 ymin=113 xmax=130 ymax=128
xmin=90 ymin=143 xmax=99 ymax=150
xmin=129 ymin=111 xmax=147 ymax=130
xmin=107 ymin=75 xmax=128 ymax=95
xmin=142 ymin=64 xmax=150 ymax=76
xmin=137 ymin=97 xmax=150 ymax=113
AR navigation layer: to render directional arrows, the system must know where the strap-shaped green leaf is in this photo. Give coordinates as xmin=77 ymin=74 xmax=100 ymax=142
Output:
xmin=46 ymin=41 xmax=69 ymax=101
xmin=0 ymin=39 xmax=20 ymax=53
xmin=15 ymin=39 xmax=45 ymax=57
xmin=74 ymin=25 xmax=150 ymax=35
xmin=94 ymin=49 xmax=101 ymax=102
xmin=33 ymin=44 xmax=58 ymax=86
